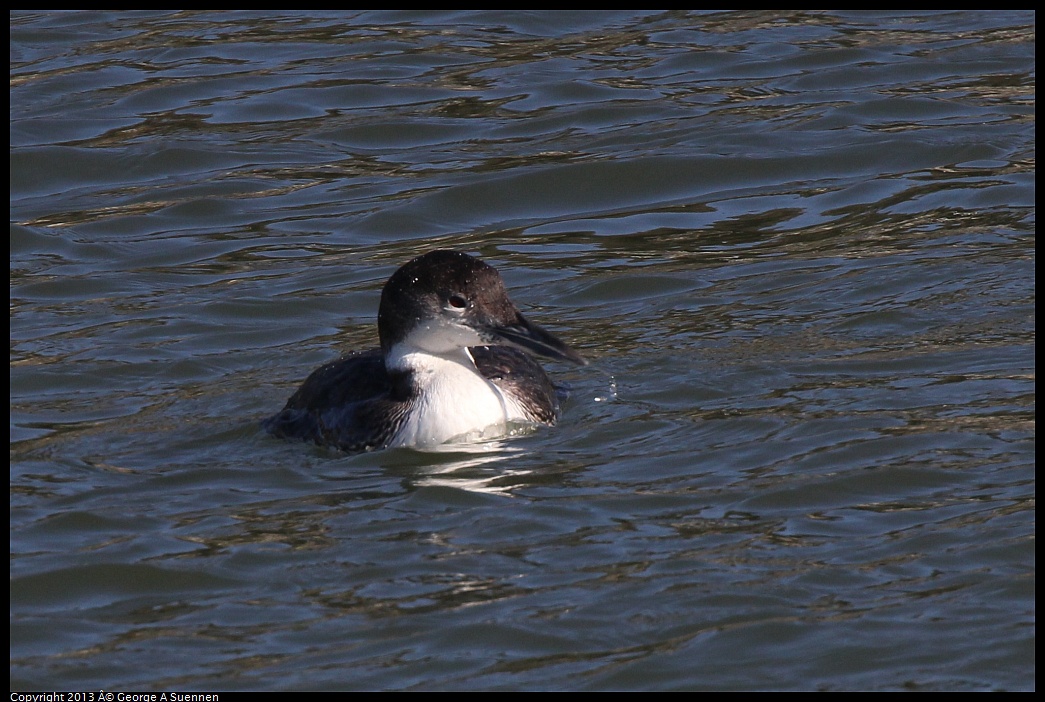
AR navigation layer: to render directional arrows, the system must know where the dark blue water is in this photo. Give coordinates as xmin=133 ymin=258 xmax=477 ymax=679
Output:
xmin=11 ymin=10 xmax=1034 ymax=691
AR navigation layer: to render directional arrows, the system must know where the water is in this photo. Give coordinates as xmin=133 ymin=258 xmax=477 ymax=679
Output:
xmin=10 ymin=10 xmax=1034 ymax=691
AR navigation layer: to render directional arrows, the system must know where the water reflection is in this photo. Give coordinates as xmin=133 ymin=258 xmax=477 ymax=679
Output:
xmin=383 ymin=441 xmax=535 ymax=495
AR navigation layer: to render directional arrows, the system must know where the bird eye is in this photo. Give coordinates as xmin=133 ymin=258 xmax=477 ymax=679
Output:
xmin=448 ymin=294 xmax=468 ymax=309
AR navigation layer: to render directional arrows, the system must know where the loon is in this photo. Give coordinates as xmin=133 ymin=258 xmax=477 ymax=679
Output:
xmin=264 ymin=250 xmax=587 ymax=453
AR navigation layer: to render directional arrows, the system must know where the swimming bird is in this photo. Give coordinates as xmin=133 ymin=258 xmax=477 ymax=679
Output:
xmin=264 ymin=250 xmax=586 ymax=452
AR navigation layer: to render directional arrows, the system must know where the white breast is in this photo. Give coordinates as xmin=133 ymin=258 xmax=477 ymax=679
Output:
xmin=385 ymin=346 xmax=529 ymax=448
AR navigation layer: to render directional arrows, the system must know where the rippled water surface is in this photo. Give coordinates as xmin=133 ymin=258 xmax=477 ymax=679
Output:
xmin=10 ymin=10 xmax=1034 ymax=691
